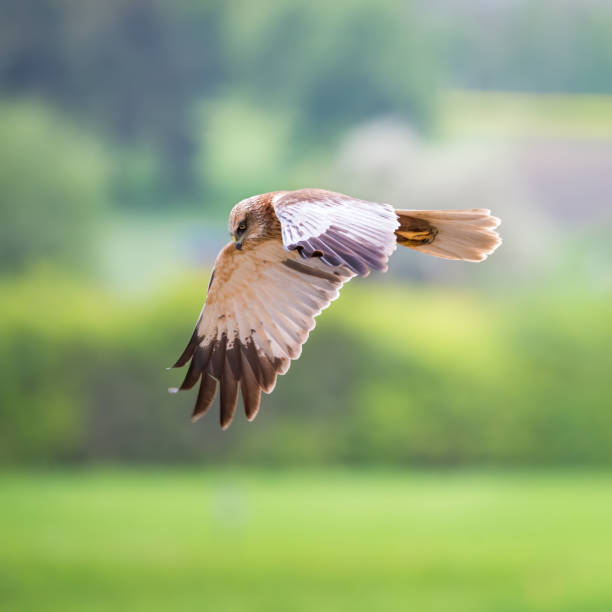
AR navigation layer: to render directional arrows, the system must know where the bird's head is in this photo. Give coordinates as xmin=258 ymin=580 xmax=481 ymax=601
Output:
xmin=228 ymin=195 xmax=272 ymax=250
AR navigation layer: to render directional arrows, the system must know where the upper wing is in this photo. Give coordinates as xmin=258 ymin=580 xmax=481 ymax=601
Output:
xmin=273 ymin=188 xmax=399 ymax=277
xmin=170 ymin=239 xmax=354 ymax=429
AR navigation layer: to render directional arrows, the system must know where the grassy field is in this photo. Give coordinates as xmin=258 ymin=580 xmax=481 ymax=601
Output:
xmin=2 ymin=470 xmax=612 ymax=611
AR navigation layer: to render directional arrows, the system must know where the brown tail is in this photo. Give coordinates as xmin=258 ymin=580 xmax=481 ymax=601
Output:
xmin=395 ymin=209 xmax=501 ymax=262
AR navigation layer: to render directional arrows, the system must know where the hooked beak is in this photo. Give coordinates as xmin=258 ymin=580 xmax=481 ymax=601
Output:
xmin=233 ymin=234 xmax=242 ymax=250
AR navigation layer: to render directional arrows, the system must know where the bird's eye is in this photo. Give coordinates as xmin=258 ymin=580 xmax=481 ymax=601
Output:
xmin=238 ymin=222 xmax=247 ymax=231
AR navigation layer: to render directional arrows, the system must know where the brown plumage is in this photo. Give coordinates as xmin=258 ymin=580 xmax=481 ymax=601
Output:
xmin=170 ymin=188 xmax=501 ymax=429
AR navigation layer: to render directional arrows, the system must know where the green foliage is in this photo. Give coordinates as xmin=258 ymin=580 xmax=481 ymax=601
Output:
xmin=196 ymin=98 xmax=298 ymax=209
xmin=0 ymin=102 xmax=109 ymax=273
xmin=1 ymin=270 xmax=610 ymax=466
xmin=4 ymin=1 xmax=612 ymax=211
xmin=226 ymin=0 xmax=437 ymax=137
xmin=3 ymin=470 xmax=612 ymax=611
xmin=0 ymin=0 xmax=439 ymax=208
xmin=0 ymin=0 xmax=226 ymax=198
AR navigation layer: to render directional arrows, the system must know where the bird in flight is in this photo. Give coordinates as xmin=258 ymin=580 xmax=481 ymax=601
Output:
xmin=170 ymin=188 xmax=501 ymax=429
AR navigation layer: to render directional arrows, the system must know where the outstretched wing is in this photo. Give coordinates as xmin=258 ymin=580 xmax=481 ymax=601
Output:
xmin=170 ymin=239 xmax=354 ymax=429
xmin=273 ymin=188 xmax=399 ymax=277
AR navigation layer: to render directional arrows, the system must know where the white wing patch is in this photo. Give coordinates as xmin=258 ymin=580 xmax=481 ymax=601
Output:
xmin=170 ymin=239 xmax=354 ymax=429
xmin=274 ymin=189 xmax=399 ymax=276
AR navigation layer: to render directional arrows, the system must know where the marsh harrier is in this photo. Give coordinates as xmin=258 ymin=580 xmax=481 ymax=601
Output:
xmin=170 ymin=189 xmax=501 ymax=428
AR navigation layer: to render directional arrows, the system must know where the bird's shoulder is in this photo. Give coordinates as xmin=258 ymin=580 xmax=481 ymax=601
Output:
xmin=272 ymin=188 xmax=351 ymax=210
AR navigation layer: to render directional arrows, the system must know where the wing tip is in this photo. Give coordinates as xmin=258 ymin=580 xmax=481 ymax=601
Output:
xmin=245 ymin=408 xmax=260 ymax=422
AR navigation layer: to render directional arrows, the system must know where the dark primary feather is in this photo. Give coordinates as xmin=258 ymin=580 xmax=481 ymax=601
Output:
xmin=173 ymin=332 xmax=279 ymax=429
xmin=191 ymin=373 xmax=217 ymax=422
xmin=240 ymin=352 xmax=261 ymax=420
xmin=179 ymin=346 xmax=206 ymax=390
xmin=172 ymin=327 xmax=199 ymax=368
xmin=220 ymin=361 xmax=239 ymax=429
xmin=209 ymin=333 xmax=227 ymax=379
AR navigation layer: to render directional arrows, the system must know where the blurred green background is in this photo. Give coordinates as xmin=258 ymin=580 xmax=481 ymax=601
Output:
xmin=1 ymin=1 xmax=612 ymax=610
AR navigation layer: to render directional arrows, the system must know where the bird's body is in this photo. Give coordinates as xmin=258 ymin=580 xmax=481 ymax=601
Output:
xmin=170 ymin=188 xmax=501 ymax=428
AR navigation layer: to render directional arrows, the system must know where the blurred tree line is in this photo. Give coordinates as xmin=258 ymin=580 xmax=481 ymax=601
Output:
xmin=0 ymin=0 xmax=436 ymax=208
xmin=0 ymin=102 xmax=108 ymax=273
xmin=3 ymin=0 xmax=611 ymax=213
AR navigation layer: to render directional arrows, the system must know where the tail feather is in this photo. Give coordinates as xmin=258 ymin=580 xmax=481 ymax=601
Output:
xmin=395 ymin=208 xmax=501 ymax=262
